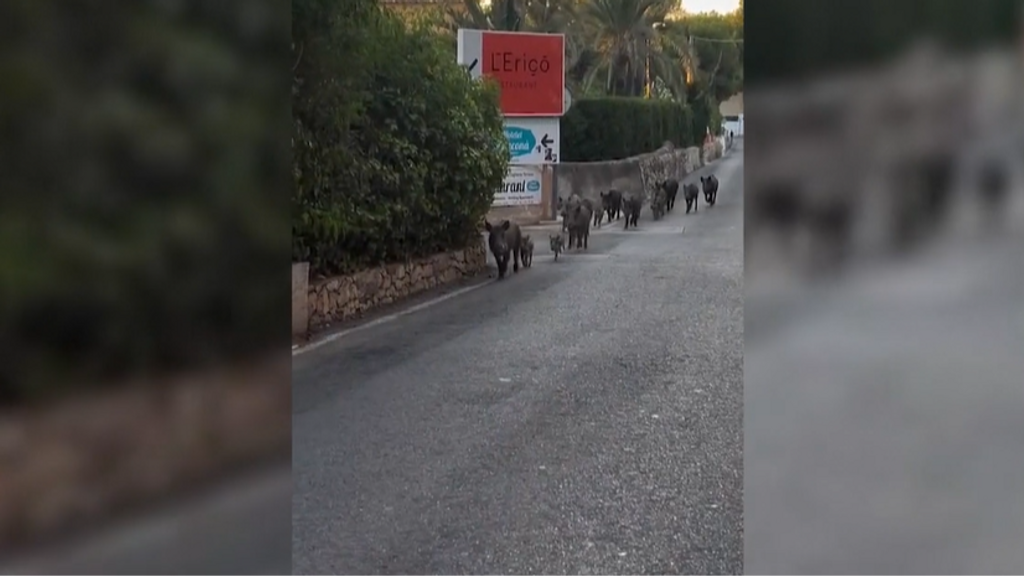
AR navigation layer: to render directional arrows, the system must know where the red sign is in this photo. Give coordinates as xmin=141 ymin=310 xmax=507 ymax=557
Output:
xmin=481 ymin=32 xmax=565 ymax=117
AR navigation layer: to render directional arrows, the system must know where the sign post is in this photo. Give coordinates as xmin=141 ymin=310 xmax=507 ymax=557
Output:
xmin=503 ymin=118 xmax=560 ymax=165
xmin=457 ymin=30 xmax=566 ymax=117
xmin=458 ymin=30 xmax=567 ymax=217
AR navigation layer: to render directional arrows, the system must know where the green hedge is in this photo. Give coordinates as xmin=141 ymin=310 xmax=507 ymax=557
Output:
xmin=292 ymin=0 xmax=508 ymax=277
xmin=0 ymin=0 xmax=287 ymax=404
xmin=560 ymin=97 xmax=697 ymax=162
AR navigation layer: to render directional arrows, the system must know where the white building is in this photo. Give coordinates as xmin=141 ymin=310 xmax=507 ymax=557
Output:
xmin=720 ymin=92 xmax=744 ymax=136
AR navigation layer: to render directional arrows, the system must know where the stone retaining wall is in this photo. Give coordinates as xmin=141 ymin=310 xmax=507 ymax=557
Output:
xmin=307 ymin=244 xmax=488 ymax=330
xmin=0 ymin=357 xmax=290 ymax=550
xmin=555 ymin=142 xmax=711 ymax=212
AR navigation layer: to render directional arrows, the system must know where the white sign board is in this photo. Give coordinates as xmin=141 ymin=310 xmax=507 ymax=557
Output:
xmin=456 ymin=29 xmax=483 ymax=81
xmin=495 ymin=165 xmax=543 ymax=206
xmin=503 ymin=117 xmax=560 ymax=165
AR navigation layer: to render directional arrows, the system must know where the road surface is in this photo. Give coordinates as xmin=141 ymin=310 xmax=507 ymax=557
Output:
xmin=292 ymin=143 xmax=746 ymax=574
xmin=0 ymin=142 xmax=745 ymax=573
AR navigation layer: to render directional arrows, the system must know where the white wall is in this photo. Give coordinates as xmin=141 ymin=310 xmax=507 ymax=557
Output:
xmin=723 ymin=115 xmax=744 ymax=137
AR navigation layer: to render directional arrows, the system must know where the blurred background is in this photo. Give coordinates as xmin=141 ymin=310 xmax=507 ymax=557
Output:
xmin=743 ymin=0 xmax=1024 ymax=573
xmin=0 ymin=0 xmax=291 ymax=574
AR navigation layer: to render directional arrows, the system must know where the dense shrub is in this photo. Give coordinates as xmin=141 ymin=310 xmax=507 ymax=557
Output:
xmin=0 ymin=0 xmax=288 ymax=403
xmin=292 ymin=0 xmax=509 ymax=277
xmin=560 ymin=97 xmax=696 ymax=162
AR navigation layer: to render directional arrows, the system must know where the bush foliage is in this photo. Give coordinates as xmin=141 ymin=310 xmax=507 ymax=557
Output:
xmin=560 ymin=97 xmax=697 ymax=162
xmin=0 ymin=0 xmax=288 ymax=403
xmin=292 ymin=0 xmax=509 ymax=277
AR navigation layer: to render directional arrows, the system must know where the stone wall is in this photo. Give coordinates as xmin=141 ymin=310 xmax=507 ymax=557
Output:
xmin=554 ymin=143 xmax=709 ymax=212
xmin=292 ymin=262 xmax=309 ymax=337
xmin=307 ymin=243 xmax=487 ymax=330
xmin=0 ymin=356 xmax=290 ymax=549
xmin=486 ymin=203 xmax=547 ymax=227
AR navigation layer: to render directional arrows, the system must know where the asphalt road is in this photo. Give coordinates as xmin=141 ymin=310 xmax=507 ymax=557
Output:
xmin=2 ymin=144 xmax=745 ymax=573
xmin=744 ymin=179 xmax=1024 ymax=571
xmin=292 ymin=143 xmax=745 ymax=575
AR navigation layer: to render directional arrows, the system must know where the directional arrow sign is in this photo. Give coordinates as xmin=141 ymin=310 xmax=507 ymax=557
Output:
xmin=502 ymin=117 xmax=560 ymax=165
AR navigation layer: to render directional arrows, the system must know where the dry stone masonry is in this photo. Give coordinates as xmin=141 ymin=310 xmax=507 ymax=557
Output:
xmin=307 ymin=245 xmax=487 ymax=330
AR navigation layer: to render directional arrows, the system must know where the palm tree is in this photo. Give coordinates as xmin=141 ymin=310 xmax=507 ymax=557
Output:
xmin=576 ymin=0 xmax=696 ymax=99
xmin=447 ymin=0 xmax=577 ymax=33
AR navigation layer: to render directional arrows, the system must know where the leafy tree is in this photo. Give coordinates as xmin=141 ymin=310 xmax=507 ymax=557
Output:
xmin=576 ymin=0 xmax=695 ymax=99
xmin=670 ymin=10 xmax=743 ymax=103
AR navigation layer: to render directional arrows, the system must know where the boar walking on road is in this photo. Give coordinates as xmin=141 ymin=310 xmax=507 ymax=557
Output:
xmin=557 ymin=196 xmax=571 ymax=231
xmin=521 ymin=235 xmax=534 ymax=267
xmin=549 ymin=233 xmax=564 ymax=261
xmin=484 ymin=219 xmax=523 ymax=279
xmin=683 ymin=182 xmax=700 ymax=214
xmin=651 ymin=186 xmax=667 ymax=220
xmin=658 ymin=179 xmax=679 ymax=212
xmin=600 ymin=190 xmax=623 ymax=224
xmin=701 ymin=174 xmax=719 ymax=206
xmin=579 ymin=197 xmax=600 ymax=229
xmin=558 ymin=194 xmax=593 ymax=230
xmin=622 ymin=194 xmax=642 ymax=229
xmin=567 ymin=201 xmax=593 ymax=250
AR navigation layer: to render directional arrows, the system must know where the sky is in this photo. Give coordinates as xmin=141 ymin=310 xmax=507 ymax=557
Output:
xmin=680 ymin=0 xmax=740 ymax=14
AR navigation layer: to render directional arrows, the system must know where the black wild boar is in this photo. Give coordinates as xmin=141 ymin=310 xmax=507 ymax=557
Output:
xmin=559 ymin=194 xmax=591 ymax=231
xmin=549 ymin=233 xmax=564 ymax=261
xmin=622 ymin=194 xmax=642 ymax=229
xmin=484 ymin=219 xmax=522 ymax=279
xmin=567 ymin=200 xmax=593 ymax=250
xmin=651 ymin=186 xmax=667 ymax=220
xmin=658 ymin=179 xmax=679 ymax=211
xmin=521 ymin=234 xmax=534 ymax=267
xmin=579 ymin=197 xmax=599 ymax=229
xmin=557 ymin=195 xmax=571 ymax=231
xmin=701 ymin=174 xmax=719 ymax=206
xmin=600 ymin=190 xmax=623 ymax=223
xmin=683 ymin=182 xmax=700 ymax=214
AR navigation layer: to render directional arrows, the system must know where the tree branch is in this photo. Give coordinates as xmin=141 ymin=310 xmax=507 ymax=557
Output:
xmin=697 ymin=48 xmax=723 ymax=101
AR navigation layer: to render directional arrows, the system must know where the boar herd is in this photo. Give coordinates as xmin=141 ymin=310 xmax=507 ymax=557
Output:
xmin=483 ymin=172 xmax=721 ymax=279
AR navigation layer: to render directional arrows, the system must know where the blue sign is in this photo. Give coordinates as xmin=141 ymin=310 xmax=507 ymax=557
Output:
xmin=504 ymin=126 xmax=537 ymax=159
xmin=526 ymin=179 xmax=540 ymax=192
